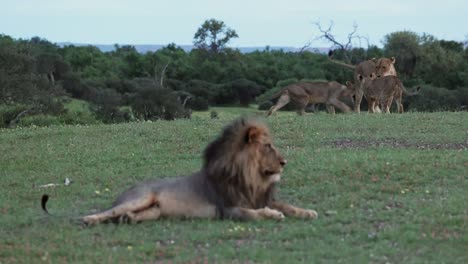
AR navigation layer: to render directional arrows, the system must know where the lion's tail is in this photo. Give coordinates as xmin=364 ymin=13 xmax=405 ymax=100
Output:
xmin=398 ymin=79 xmax=421 ymax=96
xmin=328 ymin=50 xmax=356 ymax=70
xmin=41 ymin=194 xmax=51 ymax=214
xmin=41 ymin=194 xmax=82 ymax=223
xmin=269 ymin=88 xmax=288 ymax=101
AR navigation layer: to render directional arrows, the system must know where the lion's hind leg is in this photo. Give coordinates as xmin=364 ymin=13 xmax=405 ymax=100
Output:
xmin=394 ymin=96 xmax=404 ymax=113
xmin=267 ymin=94 xmax=290 ymax=116
xmin=83 ymin=192 xmax=158 ymax=225
xmin=120 ymin=206 xmax=161 ymax=224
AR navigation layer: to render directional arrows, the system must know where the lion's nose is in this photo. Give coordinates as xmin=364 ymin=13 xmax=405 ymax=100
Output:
xmin=280 ymin=159 xmax=287 ymax=166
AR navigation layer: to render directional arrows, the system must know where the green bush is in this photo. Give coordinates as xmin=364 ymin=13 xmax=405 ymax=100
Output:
xmin=58 ymin=110 xmax=100 ymax=125
xmin=0 ymin=104 xmax=29 ymax=128
xmin=17 ymin=114 xmax=62 ymax=127
xmin=188 ymin=96 xmax=209 ymax=111
xmin=408 ymin=85 xmax=462 ymax=111
xmin=456 ymin=87 xmax=468 ymax=108
xmin=258 ymin=101 xmax=273 ymax=111
xmin=130 ymin=88 xmax=190 ymax=120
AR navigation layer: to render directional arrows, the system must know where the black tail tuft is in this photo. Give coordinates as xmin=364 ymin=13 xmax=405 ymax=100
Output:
xmin=41 ymin=194 xmax=50 ymax=215
xmin=328 ymin=49 xmax=334 ymax=57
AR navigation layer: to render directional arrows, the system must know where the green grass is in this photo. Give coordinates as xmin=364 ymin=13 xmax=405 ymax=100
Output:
xmin=1 ymin=108 xmax=467 ymax=263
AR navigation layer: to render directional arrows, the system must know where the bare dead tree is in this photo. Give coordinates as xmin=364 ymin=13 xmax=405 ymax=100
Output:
xmin=299 ymin=41 xmax=312 ymax=54
xmin=313 ymin=20 xmax=369 ymax=63
xmin=160 ymin=62 xmax=170 ymax=88
xmin=153 ymin=62 xmax=170 ymax=88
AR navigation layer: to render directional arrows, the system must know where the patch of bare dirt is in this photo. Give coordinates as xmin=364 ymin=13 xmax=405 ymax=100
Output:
xmin=331 ymin=138 xmax=468 ymax=150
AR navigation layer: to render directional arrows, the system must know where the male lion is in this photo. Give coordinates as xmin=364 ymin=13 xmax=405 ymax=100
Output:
xmin=43 ymin=118 xmax=317 ymax=225
xmin=328 ymin=50 xmax=397 ymax=113
xmin=358 ymin=74 xmax=421 ymax=113
xmin=266 ymin=81 xmax=354 ymax=117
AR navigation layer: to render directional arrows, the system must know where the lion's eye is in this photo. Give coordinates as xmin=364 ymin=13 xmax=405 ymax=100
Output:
xmin=265 ymin=143 xmax=272 ymax=149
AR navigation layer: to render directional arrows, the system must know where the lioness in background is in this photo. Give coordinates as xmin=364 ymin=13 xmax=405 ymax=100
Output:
xmin=266 ymin=81 xmax=354 ymax=116
xmin=358 ymin=74 xmax=421 ymax=113
xmin=375 ymin=57 xmax=397 ymax=77
xmin=328 ymin=50 xmax=397 ymax=113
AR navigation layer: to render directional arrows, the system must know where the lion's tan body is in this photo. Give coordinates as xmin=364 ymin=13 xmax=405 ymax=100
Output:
xmin=266 ymin=81 xmax=353 ymax=116
xmin=358 ymin=75 xmax=420 ymax=113
xmin=81 ymin=118 xmax=317 ymax=225
xmin=328 ymin=52 xmax=397 ymax=113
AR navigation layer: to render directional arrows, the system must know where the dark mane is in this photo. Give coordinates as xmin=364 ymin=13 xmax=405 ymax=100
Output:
xmin=202 ymin=118 xmax=276 ymax=215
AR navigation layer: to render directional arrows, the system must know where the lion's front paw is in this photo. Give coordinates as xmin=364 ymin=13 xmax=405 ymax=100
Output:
xmin=300 ymin=209 xmax=318 ymax=219
xmin=82 ymin=215 xmax=100 ymax=225
xmin=260 ymin=207 xmax=285 ymax=220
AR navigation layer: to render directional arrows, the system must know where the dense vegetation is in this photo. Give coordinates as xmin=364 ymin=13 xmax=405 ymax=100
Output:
xmin=1 ymin=20 xmax=468 ymax=127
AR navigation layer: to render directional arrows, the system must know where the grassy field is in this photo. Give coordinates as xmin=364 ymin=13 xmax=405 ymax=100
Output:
xmin=1 ymin=108 xmax=467 ymax=263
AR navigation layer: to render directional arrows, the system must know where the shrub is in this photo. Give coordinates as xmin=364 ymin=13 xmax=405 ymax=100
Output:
xmin=129 ymin=87 xmax=190 ymax=120
xmin=258 ymin=101 xmax=273 ymax=111
xmin=0 ymin=104 xmax=29 ymax=128
xmin=188 ymin=96 xmax=209 ymax=111
xmin=17 ymin=114 xmax=62 ymax=127
xmin=408 ymin=85 xmax=462 ymax=111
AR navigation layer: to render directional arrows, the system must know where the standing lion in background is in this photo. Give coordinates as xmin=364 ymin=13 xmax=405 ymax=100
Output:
xmin=358 ymin=74 xmax=421 ymax=113
xmin=328 ymin=50 xmax=397 ymax=113
xmin=43 ymin=118 xmax=317 ymax=224
xmin=266 ymin=81 xmax=354 ymax=116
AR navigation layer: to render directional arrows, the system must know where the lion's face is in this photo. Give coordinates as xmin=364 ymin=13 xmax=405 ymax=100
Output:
xmin=375 ymin=57 xmax=396 ymax=77
xmin=343 ymin=81 xmax=356 ymax=103
xmin=246 ymin=126 xmax=287 ymax=184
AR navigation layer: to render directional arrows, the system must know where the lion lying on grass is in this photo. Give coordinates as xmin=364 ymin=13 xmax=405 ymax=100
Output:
xmin=42 ymin=118 xmax=317 ymax=224
xmin=266 ymin=81 xmax=354 ymax=116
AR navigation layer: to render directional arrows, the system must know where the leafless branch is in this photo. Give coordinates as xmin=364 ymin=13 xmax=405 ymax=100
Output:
xmin=160 ymin=62 xmax=170 ymax=88
xmin=314 ymin=21 xmax=348 ymax=51
xmin=299 ymin=41 xmax=312 ymax=54
xmin=313 ymin=20 xmax=369 ymax=62
xmin=153 ymin=62 xmax=170 ymax=89
xmin=9 ymin=107 xmax=33 ymax=128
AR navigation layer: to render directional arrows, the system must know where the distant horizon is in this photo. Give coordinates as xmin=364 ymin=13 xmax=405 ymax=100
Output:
xmin=51 ymin=41 xmax=331 ymax=54
xmin=2 ymin=1 xmax=467 ymax=48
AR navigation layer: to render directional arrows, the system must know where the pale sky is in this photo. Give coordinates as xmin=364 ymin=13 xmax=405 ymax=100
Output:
xmin=1 ymin=0 xmax=466 ymax=48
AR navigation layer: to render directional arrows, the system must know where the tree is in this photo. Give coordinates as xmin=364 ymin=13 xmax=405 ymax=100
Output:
xmin=36 ymin=53 xmax=70 ymax=85
xmin=312 ymin=21 xmax=369 ymax=63
xmin=193 ymin=18 xmax=238 ymax=53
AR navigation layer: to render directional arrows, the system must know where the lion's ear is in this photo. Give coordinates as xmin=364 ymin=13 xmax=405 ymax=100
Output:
xmin=246 ymin=126 xmax=262 ymax=143
xmin=391 ymin=57 xmax=396 ymax=64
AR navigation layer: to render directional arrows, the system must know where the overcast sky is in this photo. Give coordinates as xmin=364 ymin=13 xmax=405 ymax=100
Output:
xmin=1 ymin=0 xmax=466 ymax=48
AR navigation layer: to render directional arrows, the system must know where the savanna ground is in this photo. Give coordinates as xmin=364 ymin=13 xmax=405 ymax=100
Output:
xmin=0 ymin=107 xmax=467 ymax=263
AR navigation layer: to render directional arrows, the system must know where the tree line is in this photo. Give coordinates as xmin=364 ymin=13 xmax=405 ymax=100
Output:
xmin=1 ymin=19 xmax=467 ymax=127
